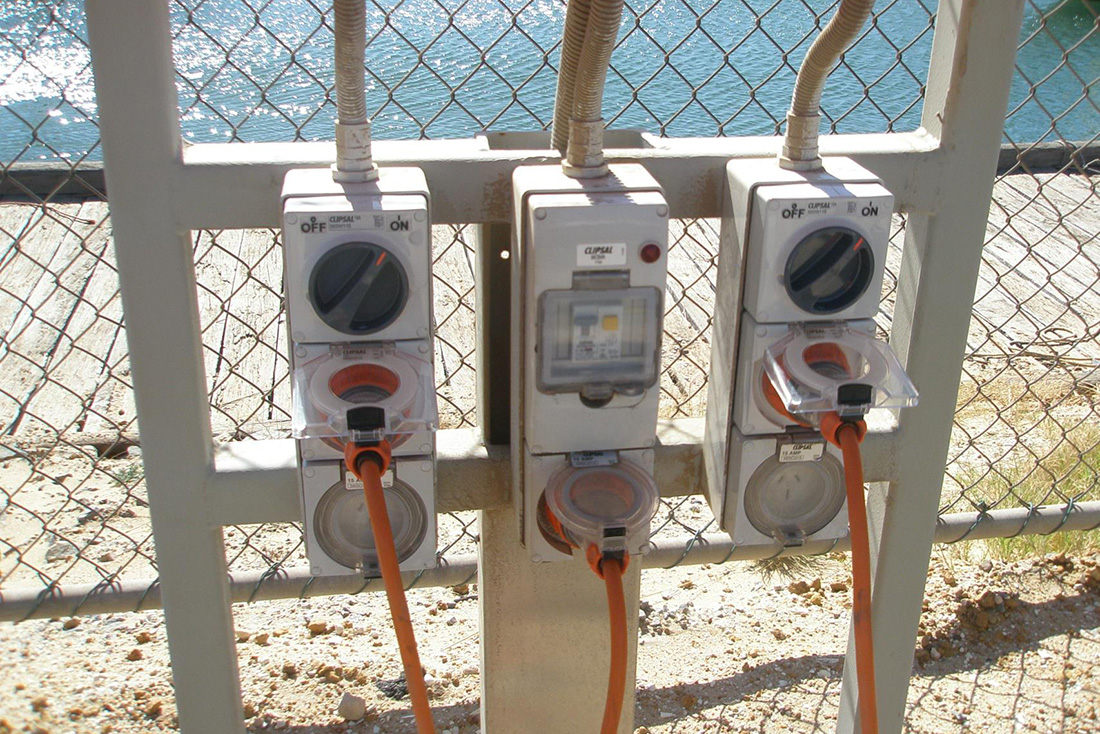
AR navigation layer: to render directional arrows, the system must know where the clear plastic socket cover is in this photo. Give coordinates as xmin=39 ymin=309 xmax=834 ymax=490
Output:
xmin=292 ymin=341 xmax=437 ymax=443
xmin=762 ymin=324 xmax=918 ymax=417
xmin=543 ymin=458 xmax=659 ymax=556
xmin=537 ymin=286 xmax=662 ymax=402
xmin=313 ymin=474 xmax=428 ymax=571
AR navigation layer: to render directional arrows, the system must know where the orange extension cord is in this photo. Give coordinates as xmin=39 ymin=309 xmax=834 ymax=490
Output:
xmin=764 ymin=371 xmax=879 ymax=733
xmin=833 ymin=420 xmax=879 ymax=734
xmin=345 ymin=442 xmax=436 ymax=734
xmin=599 ymin=556 xmax=628 ymax=734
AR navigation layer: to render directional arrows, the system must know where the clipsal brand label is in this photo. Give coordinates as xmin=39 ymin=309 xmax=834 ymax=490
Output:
xmin=570 ymin=450 xmax=619 ymax=468
xmin=345 ymin=468 xmax=394 ymax=489
xmin=577 ymin=243 xmax=626 ymax=267
xmin=778 ymin=442 xmax=825 ymax=463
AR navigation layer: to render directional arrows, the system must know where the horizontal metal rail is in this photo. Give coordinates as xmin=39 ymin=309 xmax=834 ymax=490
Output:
xmin=4 ymin=141 xmax=1099 ymax=201
xmin=4 ymin=500 xmax=1096 ymax=623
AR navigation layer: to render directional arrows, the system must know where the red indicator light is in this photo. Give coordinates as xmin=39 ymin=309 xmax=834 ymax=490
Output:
xmin=375 ymin=252 xmax=387 ymax=266
xmin=640 ymin=243 xmax=662 ymax=263
xmin=852 ymin=237 xmax=864 ymax=252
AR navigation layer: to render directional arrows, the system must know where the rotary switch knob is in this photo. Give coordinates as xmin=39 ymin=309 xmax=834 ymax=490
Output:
xmin=309 ymin=241 xmax=409 ymax=335
xmin=784 ymin=225 xmax=875 ymax=315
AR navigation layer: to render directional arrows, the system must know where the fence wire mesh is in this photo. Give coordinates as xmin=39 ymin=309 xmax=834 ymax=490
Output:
xmin=0 ymin=0 xmax=1097 ymax=616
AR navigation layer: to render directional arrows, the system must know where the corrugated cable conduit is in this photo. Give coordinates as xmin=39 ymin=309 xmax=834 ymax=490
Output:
xmin=333 ymin=0 xmax=378 ymax=181
xmin=781 ymin=0 xmax=876 ymax=170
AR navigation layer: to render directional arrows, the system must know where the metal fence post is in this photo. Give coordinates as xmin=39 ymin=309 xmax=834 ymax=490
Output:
xmin=835 ymin=1 xmax=1027 ymax=732
xmin=85 ymin=2 xmax=245 ymax=732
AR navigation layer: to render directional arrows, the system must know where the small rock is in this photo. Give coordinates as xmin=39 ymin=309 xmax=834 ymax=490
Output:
xmin=97 ymin=552 xmax=114 ymax=562
xmin=979 ymin=560 xmax=993 ymax=573
xmin=62 ymin=618 xmax=81 ymax=630
xmin=242 ymin=702 xmax=258 ymax=718
xmin=45 ymin=541 xmax=78 ymax=563
xmin=337 ymin=692 xmax=367 ymax=721
xmin=119 ymin=508 xmax=137 ymax=519
xmin=143 ymin=700 xmax=162 ymax=718
xmin=127 ymin=649 xmax=143 ymax=661
xmin=788 ymin=580 xmax=811 ymax=595
xmin=808 ymin=593 xmax=825 ymax=607
xmin=944 ymin=574 xmax=957 ymax=587
xmin=680 ymin=693 xmax=697 ymax=710
xmin=830 ymin=582 xmax=848 ymax=593
xmin=252 ymin=632 xmax=270 ymax=646
xmin=135 ymin=631 xmax=152 ymax=644
xmin=977 ymin=591 xmax=998 ymax=609
xmin=772 ymin=629 xmax=788 ymax=640
xmin=462 ymin=664 xmax=478 ymax=676
xmin=930 ymin=648 xmax=942 ymax=660
xmin=31 ymin=697 xmax=49 ymax=712
xmin=281 ymin=662 xmax=298 ymax=679
xmin=810 ymin=578 xmax=822 ymax=591
xmin=446 ymin=617 xmax=458 ymax=626
xmin=451 ymin=584 xmax=469 ymax=596
xmin=307 ymin=619 xmax=332 ymax=636
xmin=815 ymin=669 xmax=829 ymax=679
xmin=235 ymin=630 xmax=251 ymax=643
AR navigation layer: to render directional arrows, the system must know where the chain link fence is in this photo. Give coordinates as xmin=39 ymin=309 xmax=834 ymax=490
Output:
xmin=1 ymin=0 xmax=1097 ymax=617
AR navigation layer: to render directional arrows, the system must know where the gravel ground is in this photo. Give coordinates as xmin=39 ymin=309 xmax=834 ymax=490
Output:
xmin=0 ymin=552 xmax=1097 ymax=734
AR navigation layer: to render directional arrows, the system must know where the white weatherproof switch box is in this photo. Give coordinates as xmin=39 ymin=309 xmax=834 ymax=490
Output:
xmin=740 ymin=176 xmax=893 ymax=324
xmin=282 ymin=167 xmax=431 ymax=345
xmin=703 ymin=157 xmax=890 ymax=513
xmin=511 ymin=163 xmax=669 ymax=553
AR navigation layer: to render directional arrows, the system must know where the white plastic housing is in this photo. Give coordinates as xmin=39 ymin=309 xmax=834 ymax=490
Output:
xmin=512 ymin=164 xmax=669 ymax=455
xmin=707 ymin=427 xmax=849 ymax=549
xmin=523 ymin=445 xmax=656 ymax=563
xmin=734 ymin=315 xmax=876 ymax=435
xmin=300 ymin=457 xmax=436 ymax=577
xmin=703 ymin=157 xmax=891 ymax=515
xmin=290 ymin=340 xmax=437 ymax=446
xmin=739 ymin=169 xmax=893 ymax=324
xmin=282 ymin=167 xmax=431 ymax=344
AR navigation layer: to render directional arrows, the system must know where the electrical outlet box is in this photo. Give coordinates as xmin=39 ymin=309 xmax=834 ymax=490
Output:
xmin=708 ymin=427 xmax=848 ymax=549
xmin=511 ymin=164 xmax=669 ymax=551
xmin=733 ymin=315 xmax=877 ymax=435
xmin=300 ymin=456 xmax=436 ymax=577
xmin=282 ymin=167 xmax=432 ymax=345
xmin=703 ymin=157 xmax=890 ymax=515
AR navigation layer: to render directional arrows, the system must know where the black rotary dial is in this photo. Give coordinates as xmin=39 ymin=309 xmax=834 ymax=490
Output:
xmin=309 ymin=241 xmax=409 ymax=335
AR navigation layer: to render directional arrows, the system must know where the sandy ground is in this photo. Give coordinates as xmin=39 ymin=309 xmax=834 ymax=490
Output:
xmin=0 ymin=551 xmax=1097 ymax=734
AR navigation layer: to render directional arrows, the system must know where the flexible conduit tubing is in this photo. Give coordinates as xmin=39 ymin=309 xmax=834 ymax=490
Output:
xmin=780 ymin=0 xmax=876 ymax=171
xmin=564 ymin=0 xmax=625 ymax=177
xmin=552 ymin=0 xmax=592 ymax=153
xmin=333 ymin=0 xmax=378 ymax=181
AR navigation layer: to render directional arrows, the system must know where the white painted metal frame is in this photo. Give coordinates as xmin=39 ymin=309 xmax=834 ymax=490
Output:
xmin=82 ymin=0 xmax=1024 ymax=732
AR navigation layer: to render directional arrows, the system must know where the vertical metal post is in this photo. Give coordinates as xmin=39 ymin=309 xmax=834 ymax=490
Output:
xmin=475 ymin=222 xmax=512 ymax=445
xmin=835 ymin=1 xmax=1026 ymax=732
xmin=479 ymin=507 xmax=642 ymax=733
xmin=85 ymin=2 xmax=245 ymax=733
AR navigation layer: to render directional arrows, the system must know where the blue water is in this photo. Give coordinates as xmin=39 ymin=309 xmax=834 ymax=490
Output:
xmin=0 ymin=0 xmax=1096 ymax=164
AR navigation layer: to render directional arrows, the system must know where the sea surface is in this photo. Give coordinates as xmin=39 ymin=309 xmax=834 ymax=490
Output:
xmin=1 ymin=0 xmax=1097 ymax=164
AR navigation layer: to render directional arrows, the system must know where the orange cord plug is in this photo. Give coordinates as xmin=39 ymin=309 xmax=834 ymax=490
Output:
xmin=832 ymin=419 xmax=879 ymax=734
xmin=344 ymin=441 xmax=436 ymax=734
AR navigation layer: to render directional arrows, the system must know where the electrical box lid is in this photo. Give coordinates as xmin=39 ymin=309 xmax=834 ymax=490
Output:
xmin=762 ymin=323 xmax=918 ymax=417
